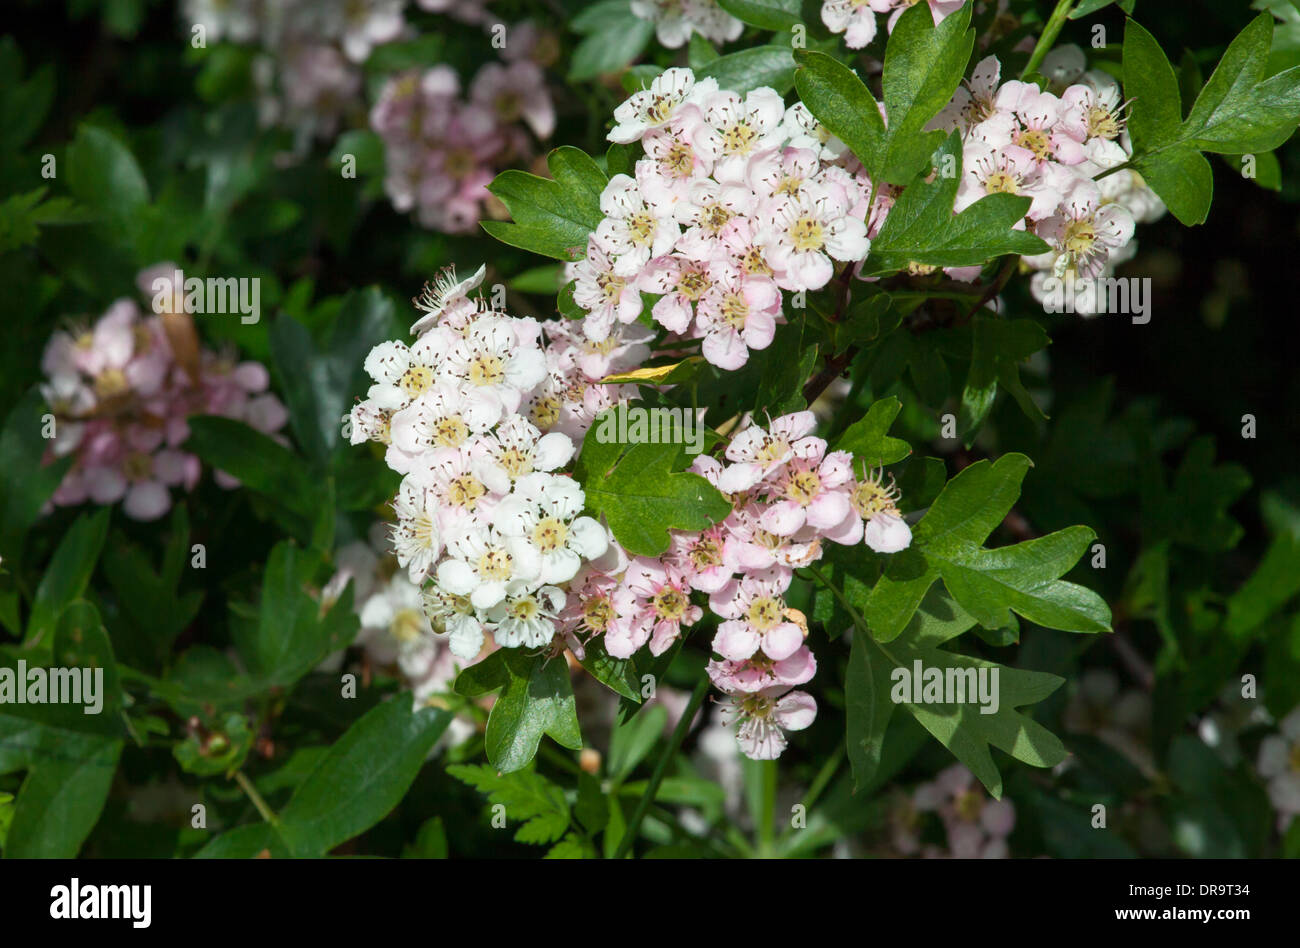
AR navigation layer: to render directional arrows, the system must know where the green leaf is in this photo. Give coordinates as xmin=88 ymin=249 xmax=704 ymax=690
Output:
xmin=270 ymin=288 xmax=396 ymax=469
xmin=402 ymin=816 xmax=449 ymax=858
xmin=717 ymin=0 xmax=801 ymax=30
xmin=481 ymin=147 xmax=607 ymax=261
xmin=699 ymin=45 xmax=798 ymax=95
xmin=958 ymin=315 xmax=1050 ymax=442
xmin=65 ymin=124 xmax=149 ymax=226
xmin=569 ymin=1 xmax=654 ymax=81
xmin=0 ymin=387 xmax=73 ymax=560
xmin=193 ymin=822 xmax=289 ymax=859
xmin=833 ymin=396 xmax=911 ymax=469
xmin=577 ymin=636 xmax=644 ymax=702
xmin=454 ymin=650 xmax=582 ymax=773
xmin=26 ymin=509 xmax=110 ymax=645
xmin=0 ymin=189 xmax=94 ymax=253
xmin=575 ymin=416 xmax=732 ymax=557
xmin=794 ymin=3 xmax=973 ymax=185
xmin=2 ymin=602 xmax=123 ymax=857
xmin=447 ymin=764 xmax=571 ymax=845
xmin=1124 ymin=14 xmax=1300 ymax=224
xmin=3 ymin=732 xmax=121 ymax=858
xmin=865 ymin=454 xmax=1112 ymax=640
xmin=185 ymin=416 xmax=322 ymax=541
xmin=276 ymin=701 xmax=450 ymax=856
xmin=864 ymin=132 xmax=1050 ymax=274
xmin=846 ymin=585 xmax=1066 ymax=797
xmin=608 ymin=704 xmax=668 ymax=782
xmin=234 ymin=541 xmax=358 ymax=689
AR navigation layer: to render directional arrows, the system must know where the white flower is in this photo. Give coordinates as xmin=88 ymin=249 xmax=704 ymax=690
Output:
xmin=691 ymin=87 xmax=786 ymax=184
xmin=821 ymin=0 xmax=880 ymax=50
xmin=594 ymin=174 xmax=680 ymax=277
xmin=572 ymin=238 xmax=644 ymax=342
xmin=358 ymin=574 xmax=431 ymax=666
xmin=1258 ymin=707 xmax=1300 ymax=823
xmin=474 ymin=414 xmax=574 ymax=485
xmin=762 ymin=183 xmax=871 ymax=291
xmin=444 ymin=314 xmax=547 ymax=414
xmin=411 ymin=263 xmax=487 ymax=335
xmin=436 ymin=523 xmax=542 ymax=610
xmin=387 ymin=382 xmax=502 ymax=467
xmin=488 ymin=584 xmax=566 ymax=648
xmin=391 ymin=482 xmax=443 ymax=582
xmin=363 ymin=333 xmax=451 ymax=411
xmin=492 ymin=473 xmax=608 ymax=584
xmin=424 ymin=585 xmax=486 ymax=660
xmin=608 ymin=67 xmax=715 ymax=144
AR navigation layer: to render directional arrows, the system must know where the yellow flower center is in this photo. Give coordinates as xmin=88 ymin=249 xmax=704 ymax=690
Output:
xmin=477 ymin=548 xmax=513 ymax=581
xmin=786 ymin=469 xmax=822 ymax=505
xmin=447 ymin=474 xmax=486 ymax=508
xmin=433 ymin=415 xmax=469 ymax=447
xmin=583 ymin=595 xmax=614 ymax=632
xmin=400 ymin=365 xmax=435 ymax=398
xmin=652 ymin=587 xmax=689 ymax=620
xmin=391 ymin=608 xmax=424 ymax=643
xmin=1015 ymin=128 xmax=1052 ymax=162
xmin=529 ymin=395 xmax=561 ymax=429
xmin=789 ymin=216 xmax=824 ymax=252
xmin=720 ymin=293 xmax=749 ymax=330
xmin=745 ymin=595 xmax=783 ymax=631
xmin=721 ymin=121 xmax=759 ymax=155
xmin=94 ymin=368 xmax=130 ymax=400
xmin=984 ymin=171 xmax=1020 ymax=195
xmin=123 ymin=451 xmax=152 ymax=482
xmin=498 ymin=446 xmax=532 ymax=478
xmin=531 ymin=516 xmax=568 ymax=553
xmin=469 ymin=354 xmax=506 ymax=386
xmin=1062 ymin=218 xmax=1097 ymax=255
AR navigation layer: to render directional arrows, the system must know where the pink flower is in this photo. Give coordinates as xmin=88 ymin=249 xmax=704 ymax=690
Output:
xmin=606 ymin=557 xmax=703 ymax=658
xmin=695 ymin=262 xmax=780 ymax=370
xmin=708 ymin=566 xmax=804 ymax=661
xmin=759 ymin=446 xmax=854 ymax=537
xmin=721 ymin=686 xmax=817 ymax=760
xmin=707 ymin=643 xmax=816 ymax=693
xmin=719 ymin=410 xmax=820 ymax=493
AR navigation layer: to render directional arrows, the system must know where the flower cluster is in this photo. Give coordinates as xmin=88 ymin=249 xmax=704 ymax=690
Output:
xmin=348 ymin=265 xmax=625 ymax=666
xmin=906 ymin=764 xmax=1017 ymax=858
xmin=184 ymin=0 xmax=409 ymax=153
xmin=570 ymin=68 xmax=872 ymax=369
xmin=351 ymin=260 xmax=916 ymax=760
xmin=820 ymin=0 xmax=966 ymax=49
xmin=370 ymin=25 xmax=557 ymax=233
xmin=40 ymin=266 xmax=287 ymax=522
xmin=630 ymin=0 xmax=743 ymax=49
xmin=930 ymin=46 xmax=1164 ymax=312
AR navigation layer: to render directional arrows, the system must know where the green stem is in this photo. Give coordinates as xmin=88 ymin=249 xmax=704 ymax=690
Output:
xmin=611 ymin=675 xmax=710 ymax=859
xmin=758 ymin=759 xmax=777 ymax=855
xmin=1021 ymin=0 xmax=1078 ymax=80
xmin=234 ymin=770 xmax=281 ymax=829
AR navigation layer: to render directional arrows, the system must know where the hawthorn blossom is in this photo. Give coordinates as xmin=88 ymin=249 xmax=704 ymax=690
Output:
xmin=492 ymin=473 xmax=608 ymax=584
xmin=630 ymin=0 xmax=742 ymax=50
xmin=606 ymin=558 xmax=703 ymax=658
xmin=820 ymin=0 xmax=881 ymax=49
xmin=709 ymin=567 xmax=804 ymax=662
xmin=608 ymin=67 xmax=715 ymax=144
xmin=696 ymin=266 xmax=781 ymax=370
xmin=721 ymin=686 xmax=817 ymax=760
